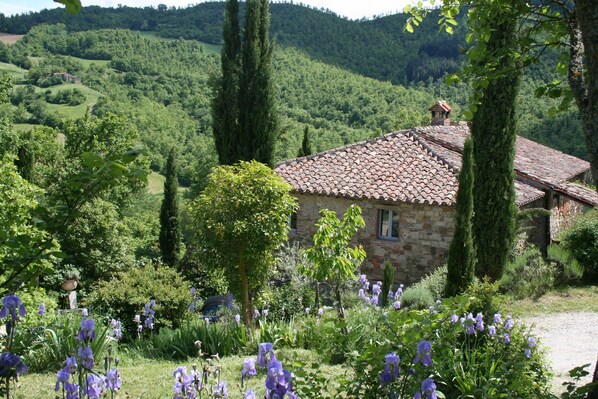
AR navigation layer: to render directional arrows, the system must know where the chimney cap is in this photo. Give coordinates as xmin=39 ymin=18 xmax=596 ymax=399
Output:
xmin=428 ymin=100 xmax=452 ymax=112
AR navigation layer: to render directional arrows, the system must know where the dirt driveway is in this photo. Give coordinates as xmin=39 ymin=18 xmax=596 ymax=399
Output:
xmin=524 ymin=312 xmax=598 ymax=392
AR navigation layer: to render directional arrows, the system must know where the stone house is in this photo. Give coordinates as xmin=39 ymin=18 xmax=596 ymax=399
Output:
xmin=275 ymin=101 xmax=598 ymax=284
xmin=52 ymin=72 xmax=82 ymax=84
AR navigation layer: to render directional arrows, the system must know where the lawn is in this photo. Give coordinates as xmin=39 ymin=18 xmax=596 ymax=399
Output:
xmin=0 ymin=61 xmax=27 ymax=79
xmin=17 ymin=349 xmax=345 ymax=399
xmin=506 ymin=284 xmax=598 ymax=316
xmin=66 ymin=55 xmax=112 ymax=68
xmin=31 ymin=83 xmax=103 ymax=120
xmin=147 ymin=171 xmax=166 ymax=194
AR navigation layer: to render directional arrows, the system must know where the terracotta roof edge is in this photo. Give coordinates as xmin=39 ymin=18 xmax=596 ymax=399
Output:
xmin=406 ymin=130 xmax=460 ymax=175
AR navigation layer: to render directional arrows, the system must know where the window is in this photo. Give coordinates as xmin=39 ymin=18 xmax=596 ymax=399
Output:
xmin=378 ymin=209 xmax=399 ymax=240
xmin=288 ymin=212 xmax=297 ymax=233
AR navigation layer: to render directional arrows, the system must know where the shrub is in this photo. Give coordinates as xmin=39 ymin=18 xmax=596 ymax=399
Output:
xmin=343 ymin=294 xmax=552 ymax=399
xmin=401 ymin=265 xmax=447 ymax=309
xmin=547 ymin=244 xmax=584 ymax=285
xmin=501 ymin=245 xmax=556 ymax=299
xmin=560 ymin=209 xmax=598 ymax=281
xmin=178 ymin=247 xmax=229 ymax=298
xmin=400 ymin=286 xmax=435 ymax=309
xmin=259 ymin=244 xmax=313 ymax=321
xmin=87 ymin=262 xmax=192 ymax=339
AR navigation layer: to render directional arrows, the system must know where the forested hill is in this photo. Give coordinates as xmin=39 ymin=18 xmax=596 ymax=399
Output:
xmin=0 ymin=2 xmax=466 ymax=85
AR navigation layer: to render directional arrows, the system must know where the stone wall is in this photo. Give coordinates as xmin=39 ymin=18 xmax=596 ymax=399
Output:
xmin=289 ymin=193 xmax=455 ymax=285
xmin=550 ymin=194 xmax=587 ymax=240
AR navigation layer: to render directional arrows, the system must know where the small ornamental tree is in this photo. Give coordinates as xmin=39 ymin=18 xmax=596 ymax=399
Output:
xmin=445 ymin=138 xmax=476 ymax=297
xmin=303 ymin=205 xmax=366 ymax=322
xmin=159 ymin=148 xmax=182 ymax=267
xmin=297 ymin=126 xmax=313 ymax=157
xmin=189 ymin=161 xmax=297 ymax=326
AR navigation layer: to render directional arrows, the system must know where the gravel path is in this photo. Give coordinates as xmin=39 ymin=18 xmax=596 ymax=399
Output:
xmin=523 ymin=312 xmax=598 ymax=392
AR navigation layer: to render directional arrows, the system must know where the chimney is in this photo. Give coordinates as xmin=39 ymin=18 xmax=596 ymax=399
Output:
xmin=429 ymin=100 xmax=452 ymax=126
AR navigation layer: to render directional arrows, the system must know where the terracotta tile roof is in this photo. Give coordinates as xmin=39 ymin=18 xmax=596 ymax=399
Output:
xmin=429 ymin=100 xmax=452 ymax=112
xmin=276 ymin=129 xmax=546 ymax=207
xmin=553 ymin=183 xmax=598 ymax=207
xmin=276 ymin=131 xmax=459 ymax=206
xmin=414 ymin=125 xmax=591 ymax=186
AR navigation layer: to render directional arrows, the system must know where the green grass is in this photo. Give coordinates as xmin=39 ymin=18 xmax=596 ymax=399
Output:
xmin=147 ymin=171 xmax=166 ymax=194
xmin=506 ymin=285 xmax=598 ymax=316
xmin=0 ymin=61 xmax=27 ymax=79
xmin=28 ymin=83 xmax=103 ymax=120
xmin=66 ymin=55 xmax=111 ymax=68
xmin=17 ymin=348 xmax=345 ymax=399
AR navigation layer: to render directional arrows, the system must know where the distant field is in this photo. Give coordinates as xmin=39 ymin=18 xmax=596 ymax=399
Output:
xmin=147 ymin=171 xmax=166 ymax=194
xmin=34 ymin=83 xmax=103 ymax=119
xmin=135 ymin=30 xmax=221 ymax=53
xmin=0 ymin=61 xmax=27 ymax=79
xmin=0 ymin=33 xmax=24 ymax=44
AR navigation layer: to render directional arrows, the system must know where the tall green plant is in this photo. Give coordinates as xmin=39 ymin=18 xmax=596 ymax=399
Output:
xmin=212 ymin=0 xmax=277 ymax=166
xmin=159 ymin=148 xmax=182 ymax=267
xmin=445 ymin=137 xmax=476 ymax=297
xmin=297 ymin=126 xmax=313 ymax=157
xmin=302 ymin=205 xmax=366 ymax=322
xmin=381 ymin=261 xmax=395 ymax=307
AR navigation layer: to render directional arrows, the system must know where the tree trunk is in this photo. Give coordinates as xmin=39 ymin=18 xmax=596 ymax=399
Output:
xmin=238 ymin=247 xmax=251 ymax=327
xmin=569 ymin=1 xmax=598 ymax=190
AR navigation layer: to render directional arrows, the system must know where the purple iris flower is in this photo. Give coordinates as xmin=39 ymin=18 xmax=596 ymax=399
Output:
xmin=235 ymin=314 xmax=241 ymax=323
xmin=109 ymin=319 xmax=123 ymax=341
xmin=380 ymin=352 xmax=400 ymax=386
xmin=503 ymin=333 xmax=511 ymax=344
xmin=304 ymin=308 xmax=310 ymax=315
xmin=85 ymin=373 xmax=106 ymax=399
xmin=414 ymin=340 xmax=433 ymax=367
xmin=370 ymin=295 xmax=379 ymax=306
xmin=524 ymin=348 xmax=532 ymax=358
xmin=265 ymin=359 xmax=284 ymax=390
xmin=450 ymin=314 xmax=459 ymax=324
xmin=475 ymin=313 xmax=484 ymax=331
xmin=466 ymin=324 xmax=476 ymax=335
xmin=0 ymin=295 xmax=26 ymax=322
xmin=38 ymin=302 xmax=46 ymax=316
xmin=254 ymin=309 xmax=260 ymax=319
xmin=242 ymin=358 xmax=257 ymax=379
xmin=65 ymin=382 xmax=79 ymax=399
xmin=414 ymin=378 xmax=438 ymax=399
xmin=0 ymin=352 xmax=27 ymax=377
xmin=358 ymin=274 xmax=367 ymax=284
xmin=263 ymin=309 xmax=269 ymax=318
xmin=55 ymin=368 xmax=71 ymax=392
xmin=393 ymin=300 xmax=401 ymax=310
xmin=488 ymin=326 xmax=496 ymax=336
xmin=358 ymin=289 xmax=367 ymax=300
xmin=317 ymin=308 xmax=323 ymax=317
xmin=244 ymin=390 xmax=256 ymax=399
xmin=528 ymin=337 xmax=537 ymax=348
xmin=106 ymin=367 xmax=122 ymax=391
xmin=134 ymin=314 xmax=141 ymax=324
xmin=494 ymin=313 xmax=502 ymax=324
xmin=387 ymin=290 xmax=395 ymax=299
xmin=258 ymin=342 xmax=275 ymax=367
xmin=77 ymin=346 xmax=94 ymax=369
xmin=214 ymin=381 xmax=228 ymax=398
xmin=77 ymin=318 xmax=96 ymax=342
xmin=372 ymin=282 xmax=382 ymax=296
xmin=504 ymin=316 xmax=514 ymax=330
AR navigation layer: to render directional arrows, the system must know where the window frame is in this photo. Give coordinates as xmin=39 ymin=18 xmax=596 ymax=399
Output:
xmin=377 ymin=208 xmax=399 ymax=241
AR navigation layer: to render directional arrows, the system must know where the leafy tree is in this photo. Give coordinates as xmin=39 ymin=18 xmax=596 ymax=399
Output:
xmin=0 ymin=158 xmax=58 ymax=293
xmin=445 ymin=138 xmax=475 ymax=297
xmin=159 ymin=148 xmax=182 ymax=267
xmin=213 ymin=0 xmax=277 ymax=166
xmin=189 ymin=160 xmax=297 ymax=326
xmin=297 ymin=125 xmax=313 ymax=157
xmin=303 ymin=205 xmax=366 ymax=322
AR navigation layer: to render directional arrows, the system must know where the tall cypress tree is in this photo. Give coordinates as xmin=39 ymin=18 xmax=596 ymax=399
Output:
xmin=297 ymin=125 xmax=313 ymax=157
xmin=239 ymin=0 xmax=277 ymax=166
xmin=159 ymin=148 xmax=182 ymax=267
xmin=445 ymin=138 xmax=475 ymax=297
xmin=471 ymin=10 xmax=520 ymax=281
xmin=212 ymin=0 xmax=241 ymax=165
xmin=213 ymin=0 xmax=277 ymax=167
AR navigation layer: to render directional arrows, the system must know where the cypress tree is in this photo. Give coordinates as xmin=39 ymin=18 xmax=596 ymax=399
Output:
xmin=297 ymin=125 xmax=313 ymax=157
xmin=159 ymin=148 xmax=182 ymax=267
xmin=381 ymin=260 xmax=395 ymax=307
xmin=445 ymin=138 xmax=475 ymax=297
xmin=239 ymin=0 xmax=277 ymax=166
xmin=212 ymin=0 xmax=241 ymax=165
xmin=471 ymin=12 xmax=520 ymax=281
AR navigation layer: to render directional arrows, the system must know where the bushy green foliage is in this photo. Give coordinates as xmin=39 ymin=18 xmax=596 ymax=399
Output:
xmin=547 ymin=244 xmax=584 ymax=286
xmin=45 ymin=88 xmax=86 ymax=106
xmin=135 ymin=317 xmax=248 ymax=359
xmin=501 ymin=246 xmax=557 ymax=299
xmin=400 ymin=286 xmax=435 ymax=310
xmin=87 ymin=262 xmax=192 ymax=337
xmin=381 ymin=261 xmax=395 ymax=307
xmin=560 ymin=209 xmax=598 ymax=281
xmin=260 ymin=244 xmax=313 ymax=321
xmin=17 ymin=312 xmax=112 ymax=373
xmin=402 ymin=265 xmax=448 ymax=309
xmin=343 ymin=294 xmax=551 ymax=399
